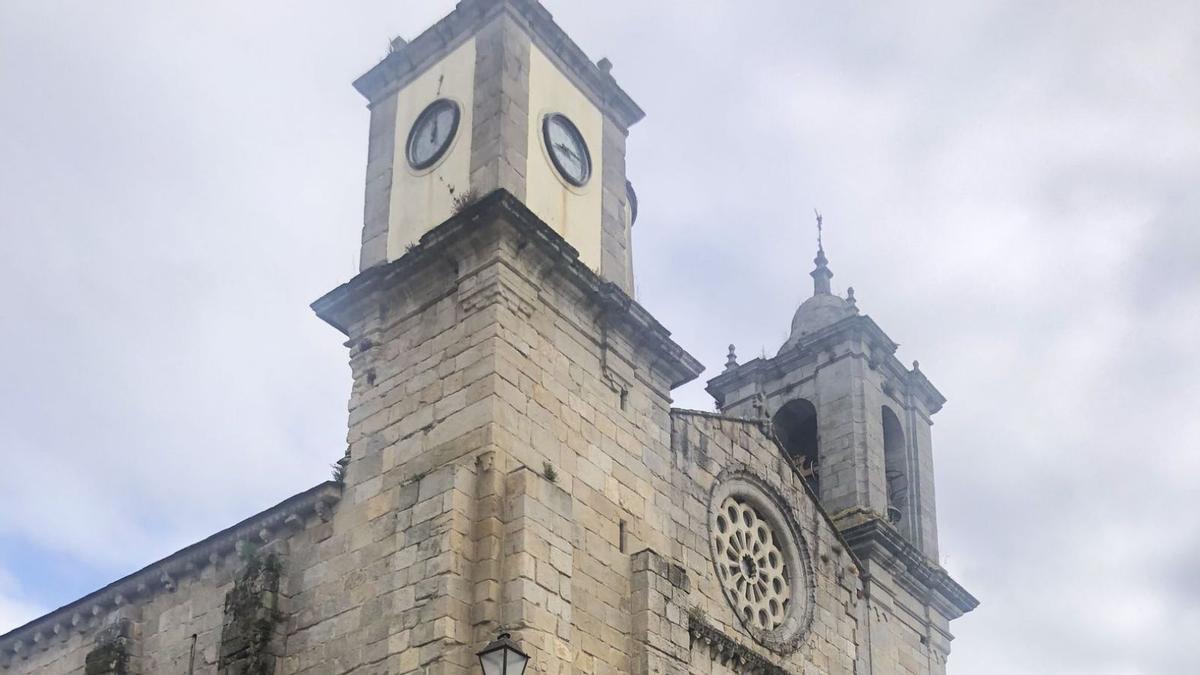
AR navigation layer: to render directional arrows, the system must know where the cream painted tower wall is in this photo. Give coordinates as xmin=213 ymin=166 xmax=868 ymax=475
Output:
xmin=524 ymin=44 xmax=604 ymax=272
xmin=381 ymin=36 xmax=606 ymax=274
xmin=385 ymin=38 xmax=477 ymax=259
xmin=354 ymin=2 xmax=641 ymax=293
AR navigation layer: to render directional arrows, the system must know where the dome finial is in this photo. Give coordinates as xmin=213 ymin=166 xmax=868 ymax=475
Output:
xmin=811 ymin=209 xmax=833 ymax=295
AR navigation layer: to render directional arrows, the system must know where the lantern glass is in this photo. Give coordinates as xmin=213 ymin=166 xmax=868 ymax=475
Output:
xmin=505 ymin=647 xmax=528 ymax=675
xmin=480 ymin=648 xmax=506 ymax=675
xmin=478 ymin=633 xmax=529 ymax=675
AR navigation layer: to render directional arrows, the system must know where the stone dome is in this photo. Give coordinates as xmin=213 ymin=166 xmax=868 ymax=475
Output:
xmin=788 ymin=292 xmax=856 ymax=339
xmin=778 ymin=244 xmax=858 ymax=352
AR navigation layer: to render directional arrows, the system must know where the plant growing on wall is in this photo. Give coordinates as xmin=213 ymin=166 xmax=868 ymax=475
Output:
xmin=218 ymin=550 xmax=284 ymax=675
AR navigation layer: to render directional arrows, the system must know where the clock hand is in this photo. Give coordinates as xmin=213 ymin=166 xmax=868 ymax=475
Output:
xmin=554 ymin=142 xmax=580 ymax=163
xmin=430 ymin=117 xmax=438 ymax=145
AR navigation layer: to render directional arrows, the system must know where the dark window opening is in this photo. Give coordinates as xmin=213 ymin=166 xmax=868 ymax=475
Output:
xmin=882 ymin=405 xmax=908 ymax=527
xmin=773 ymin=398 xmax=819 ymax=493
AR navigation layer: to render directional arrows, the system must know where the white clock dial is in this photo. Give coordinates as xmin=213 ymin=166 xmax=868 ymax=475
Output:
xmin=542 ymin=113 xmax=591 ymax=186
xmin=406 ymin=99 xmax=460 ymax=170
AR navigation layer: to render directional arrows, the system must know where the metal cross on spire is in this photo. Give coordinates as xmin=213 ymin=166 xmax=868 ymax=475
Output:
xmin=814 ymin=208 xmax=824 ymax=252
xmin=810 ymin=208 xmax=833 ymax=295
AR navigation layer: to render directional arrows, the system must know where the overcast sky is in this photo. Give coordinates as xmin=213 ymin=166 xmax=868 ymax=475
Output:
xmin=1 ymin=1 xmax=1197 ymax=673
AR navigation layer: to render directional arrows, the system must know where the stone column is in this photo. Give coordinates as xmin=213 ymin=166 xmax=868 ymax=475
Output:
xmin=361 ymin=91 xmax=399 ymax=270
xmin=470 ymin=450 xmax=507 ymax=640
xmin=906 ymin=402 xmax=940 ymax=561
xmin=598 ymin=116 xmax=632 ymax=294
xmin=816 ymin=351 xmax=887 ymax=517
xmin=630 ymin=549 xmax=690 ymax=675
xmin=403 ymin=462 xmax=479 ymax=675
xmin=500 ymin=466 xmax=573 ymax=675
xmin=469 ymin=12 xmax=531 ymax=200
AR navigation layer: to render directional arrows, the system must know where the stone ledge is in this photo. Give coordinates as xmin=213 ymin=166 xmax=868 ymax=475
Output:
xmin=313 ymin=188 xmax=704 ymax=389
xmin=838 ymin=516 xmax=979 ymax=618
xmin=687 ymin=614 xmax=791 ymax=675
xmin=353 ymin=0 xmax=644 ymax=130
xmin=0 ymin=481 xmax=342 ymax=660
xmin=706 ymin=314 xmax=945 ymax=417
xmin=669 ymin=408 xmax=762 ymax=425
xmin=630 ymin=548 xmax=690 ymax=593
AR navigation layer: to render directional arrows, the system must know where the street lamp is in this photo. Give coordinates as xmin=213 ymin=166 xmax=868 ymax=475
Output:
xmin=477 ymin=632 xmax=530 ymax=675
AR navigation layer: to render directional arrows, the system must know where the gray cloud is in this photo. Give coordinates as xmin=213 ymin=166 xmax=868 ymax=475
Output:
xmin=2 ymin=1 xmax=1197 ymax=673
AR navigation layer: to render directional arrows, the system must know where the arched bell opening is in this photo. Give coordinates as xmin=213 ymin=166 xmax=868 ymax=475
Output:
xmin=882 ymin=405 xmax=908 ymax=529
xmin=772 ymin=399 xmax=819 ymax=494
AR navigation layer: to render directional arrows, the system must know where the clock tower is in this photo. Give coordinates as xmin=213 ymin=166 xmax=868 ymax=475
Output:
xmin=355 ymin=0 xmax=641 ymax=293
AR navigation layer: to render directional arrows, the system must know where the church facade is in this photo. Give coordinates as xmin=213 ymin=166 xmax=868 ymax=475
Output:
xmin=0 ymin=2 xmax=976 ymax=674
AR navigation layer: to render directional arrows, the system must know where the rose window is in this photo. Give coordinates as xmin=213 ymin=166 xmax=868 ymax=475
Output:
xmin=712 ymin=495 xmax=791 ymax=631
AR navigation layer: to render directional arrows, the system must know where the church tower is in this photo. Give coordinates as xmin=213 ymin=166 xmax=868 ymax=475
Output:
xmin=706 ymin=238 xmax=976 ymax=671
xmin=313 ymin=3 xmax=707 ymax=675
xmin=354 ymin=0 xmax=639 ymax=292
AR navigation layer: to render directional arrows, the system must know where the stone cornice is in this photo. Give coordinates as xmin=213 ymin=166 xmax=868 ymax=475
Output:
xmin=313 ymin=189 xmax=704 ymax=389
xmin=687 ymin=614 xmax=791 ymax=675
xmin=0 ymin=482 xmax=342 ymax=658
xmin=905 ymin=364 xmax=946 ymax=415
xmin=706 ymin=314 xmax=946 ymax=417
xmin=837 ymin=516 xmax=979 ymax=619
xmin=353 ymin=0 xmax=644 ymax=130
xmin=669 ymin=408 xmax=761 ymax=425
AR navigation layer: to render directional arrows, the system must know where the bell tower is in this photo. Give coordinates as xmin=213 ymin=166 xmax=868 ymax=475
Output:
xmin=706 ymin=234 xmax=975 ymax=669
xmin=354 ymin=0 xmax=640 ymax=293
xmin=706 ymin=240 xmax=947 ymax=557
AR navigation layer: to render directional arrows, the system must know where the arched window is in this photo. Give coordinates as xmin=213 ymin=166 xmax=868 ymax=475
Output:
xmin=773 ymin=399 xmax=819 ymax=493
xmin=882 ymin=406 xmax=907 ymax=526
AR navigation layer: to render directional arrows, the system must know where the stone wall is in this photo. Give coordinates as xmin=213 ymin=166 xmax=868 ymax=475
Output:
xmin=668 ymin=411 xmax=863 ymax=675
xmin=859 ymin=564 xmax=951 ymax=675
xmin=1 ymin=483 xmax=340 ymax=675
xmin=311 ymin=190 xmax=702 ymax=675
xmin=5 ymin=546 xmax=289 ymax=675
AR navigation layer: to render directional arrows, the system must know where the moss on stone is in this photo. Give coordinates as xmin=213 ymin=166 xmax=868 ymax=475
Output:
xmin=84 ymin=629 xmax=129 ymax=672
xmin=218 ymin=551 xmax=283 ymax=675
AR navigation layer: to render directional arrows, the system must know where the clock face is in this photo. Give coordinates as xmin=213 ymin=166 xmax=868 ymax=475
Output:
xmin=626 ymin=179 xmax=638 ymax=226
xmin=406 ymin=99 xmax=460 ymax=170
xmin=542 ymin=113 xmax=591 ymax=187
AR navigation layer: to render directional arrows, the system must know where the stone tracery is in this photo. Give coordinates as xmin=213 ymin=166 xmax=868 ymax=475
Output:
xmin=707 ymin=470 xmax=817 ymax=654
xmin=712 ymin=496 xmax=791 ymax=631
